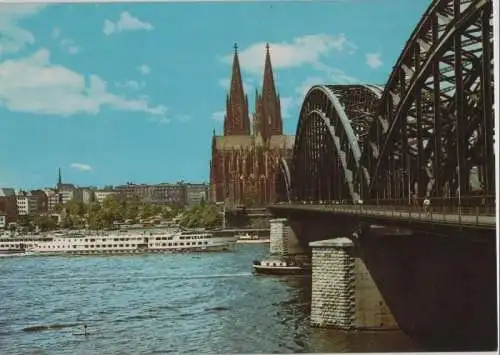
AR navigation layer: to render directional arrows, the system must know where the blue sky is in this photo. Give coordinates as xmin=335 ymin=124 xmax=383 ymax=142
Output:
xmin=0 ymin=0 xmax=432 ymax=190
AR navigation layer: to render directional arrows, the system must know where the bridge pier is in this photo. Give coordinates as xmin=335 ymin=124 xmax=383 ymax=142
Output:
xmin=269 ymin=218 xmax=307 ymax=259
xmin=310 ymin=237 xmax=397 ymax=330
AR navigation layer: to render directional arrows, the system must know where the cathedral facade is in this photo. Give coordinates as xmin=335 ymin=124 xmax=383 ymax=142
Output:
xmin=209 ymin=44 xmax=294 ymax=207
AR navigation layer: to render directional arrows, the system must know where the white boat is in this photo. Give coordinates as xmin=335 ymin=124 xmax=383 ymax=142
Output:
xmin=0 ymin=245 xmax=35 ymax=257
xmin=236 ymin=233 xmax=270 ymax=244
xmin=252 ymin=259 xmax=311 ymax=275
xmin=26 ymin=229 xmax=237 ymax=256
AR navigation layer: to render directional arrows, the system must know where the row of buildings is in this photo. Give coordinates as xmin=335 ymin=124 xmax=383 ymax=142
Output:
xmin=209 ymin=44 xmax=294 ymax=207
xmin=0 ymin=170 xmax=208 ymax=228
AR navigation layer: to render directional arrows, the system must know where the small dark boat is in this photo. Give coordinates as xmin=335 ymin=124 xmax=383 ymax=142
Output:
xmin=252 ymin=259 xmax=310 ymax=275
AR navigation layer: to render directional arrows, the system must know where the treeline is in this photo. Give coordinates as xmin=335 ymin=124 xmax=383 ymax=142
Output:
xmin=14 ymin=195 xmax=223 ymax=232
xmin=178 ymin=201 xmax=222 ymax=229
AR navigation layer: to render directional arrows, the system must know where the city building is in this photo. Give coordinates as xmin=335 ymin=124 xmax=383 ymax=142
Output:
xmin=94 ymin=189 xmax=116 ymax=204
xmin=0 ymin=213 xmax=6 ymax=229
xmin=43 ymin=188 xmax=60 ymax=212
xmin=185 ymin=183 xmax=209 ymax=206
xmin=209 ymin=44 xmax=294 ymax=207
xmin=30 ymin=189 xmax=49 ymax=214
xmin=115 ymin=183 xmax=186 ymax=206
xmin=16 ymin=191 xmax=39 ymax=216
xmin=56 ymin=168 xmax=76 ymax=204
xmin=72 ymin=187 xmax=95 ymax=204
xmin=0 ymin=188 xmax=18 ymax=224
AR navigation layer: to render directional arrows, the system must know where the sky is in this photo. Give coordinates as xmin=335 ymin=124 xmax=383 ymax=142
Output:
xmin=0 ymin=0 xmax=432 ymax=190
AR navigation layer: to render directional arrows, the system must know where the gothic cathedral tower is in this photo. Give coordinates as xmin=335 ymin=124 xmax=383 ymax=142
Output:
xmin=253 ymin=43 xmax=283 ymax=141
xmin=223 ymin=44 xmax=251 ymax=136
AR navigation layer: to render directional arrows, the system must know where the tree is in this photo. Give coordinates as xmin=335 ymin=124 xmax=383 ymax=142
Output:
xmin=60 ymin=216 xmax=73 ymax=229
xmin=35 ymin=216 xmax=57 ymax=231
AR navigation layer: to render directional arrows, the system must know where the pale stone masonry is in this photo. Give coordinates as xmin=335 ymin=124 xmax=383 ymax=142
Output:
xmin=310 ymin=237 xmax=356 ymax=329
xmin=309 ymin=237 xmax=398 ymax=330
xmin=270 ymin=218 xmax=287 ymax=256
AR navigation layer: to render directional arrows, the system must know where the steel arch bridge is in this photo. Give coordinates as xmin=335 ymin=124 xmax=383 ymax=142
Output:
xmin=276 ymin=0 xmax=495 ymax=209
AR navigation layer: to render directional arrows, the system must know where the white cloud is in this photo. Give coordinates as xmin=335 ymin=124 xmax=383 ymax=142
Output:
xmin=137 ymin=64 xmax=150 ymax=75
xmin=149 ymin=117 xmax=172 ymax=124
xmin=70 ymin=163 xmax=92 ymax=171
xmin=366 ymin=52 xmax=383 ymax=69
xmin=0 ymin=48 xmax=167 ymax=116
xmin=116 ymin=80 xmax=145 ymax=91
xmin=222 ymin=34 xmax=357 ymax=74
xmin=103 ymin=12 xmax=153 ymax=36
xmin=60 ymin=38 xmax=80 ymax=55
xmin=211 ymin=111 xmax=225 ymax=122
xmin=0 ymin=4 xmax=45 ymax=55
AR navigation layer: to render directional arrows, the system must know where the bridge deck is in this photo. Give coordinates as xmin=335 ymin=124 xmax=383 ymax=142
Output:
xmin=270 ymin=204 xmax=496 ymax=229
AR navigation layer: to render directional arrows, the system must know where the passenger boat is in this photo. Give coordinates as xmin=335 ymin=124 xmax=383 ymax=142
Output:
xmin=236 ymin=233 xmax=270 ymax=244
xmin=252 ymin=259 xmax=311 ymax=275
xmin=26 ymin=229 xmax=238 ymax=256
xmin=0 ymin=244 xmax=35 ymax=257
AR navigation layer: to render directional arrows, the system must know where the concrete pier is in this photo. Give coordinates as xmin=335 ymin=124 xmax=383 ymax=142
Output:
xmin=269 ymin=218 xmax=287 ymax=256
xmin=269 ymin=218 xmax=306 ymax=257
xmin=310 ymin=237 xmax=397 ymax=330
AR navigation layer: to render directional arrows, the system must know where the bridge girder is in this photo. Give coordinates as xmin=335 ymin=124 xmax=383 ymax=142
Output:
xmin=281 ymin=0 xmax=494 ymax=205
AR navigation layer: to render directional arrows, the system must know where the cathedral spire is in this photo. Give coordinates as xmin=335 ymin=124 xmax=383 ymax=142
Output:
xmin=223 ymin=43 xmax=250 ymax=136
xmin=57 ymin=167 xmax=62 ymax=186
xmin=253 ymin=43 xmax=282 ymax=140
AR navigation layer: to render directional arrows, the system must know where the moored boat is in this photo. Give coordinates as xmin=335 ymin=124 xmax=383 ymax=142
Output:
xmin=235 ymin=233 xmax=270 ymax=244
xmin=28 ymin=229 xmax=237 ymax=256
xmin=252 ymin=259 xmax=311 ymax=275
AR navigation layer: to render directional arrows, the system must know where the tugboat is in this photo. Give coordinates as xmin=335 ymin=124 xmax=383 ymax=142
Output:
xmin=252 ymin=259 xmax=311 ymax=275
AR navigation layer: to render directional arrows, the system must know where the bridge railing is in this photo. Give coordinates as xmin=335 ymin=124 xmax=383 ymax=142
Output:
xmin=363 ymin=196 xmax=496 ymax=217
xmin=282 ymin=195 xmax=496 ymax=227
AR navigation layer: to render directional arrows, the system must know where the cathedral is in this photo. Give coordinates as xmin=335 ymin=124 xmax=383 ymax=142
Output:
xmin=209 ymin=44 xmax=294 ymax=207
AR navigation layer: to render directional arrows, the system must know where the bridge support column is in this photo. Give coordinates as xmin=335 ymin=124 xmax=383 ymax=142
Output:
xmin=310 ymin=237 xmax=397 ymax=330
xmin=269 ymin=218 xmax=287 ymax=256
xmin=270 ymin=218 xmax=307 ymax=258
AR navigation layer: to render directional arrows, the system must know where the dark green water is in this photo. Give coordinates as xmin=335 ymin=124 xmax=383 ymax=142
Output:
xmin=0 ymin=244 xmax=418 ymax=354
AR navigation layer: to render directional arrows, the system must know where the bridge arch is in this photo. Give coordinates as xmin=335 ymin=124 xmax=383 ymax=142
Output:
xmin=290 ymin=85 xmax=380 ymax=203
xmin=275 ymin=157 xmax=292 ymax=202
xmin=360 ymin=0 xmax=495 ymax=201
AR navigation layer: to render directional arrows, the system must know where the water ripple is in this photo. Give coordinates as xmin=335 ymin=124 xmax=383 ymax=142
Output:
xmin=0 ymin=244 xmax=418 ymax=354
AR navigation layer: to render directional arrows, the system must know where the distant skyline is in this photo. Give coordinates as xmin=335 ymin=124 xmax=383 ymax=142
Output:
xmin=0 ymin=1 xmax=432 ymax=190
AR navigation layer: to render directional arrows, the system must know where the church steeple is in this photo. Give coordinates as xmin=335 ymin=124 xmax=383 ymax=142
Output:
xmin=254 ymin=43 xmax=283 ymax=140
xmin=57 ymin=167 xmax=62 ymax=187
xmin=223 ymin=43 xmax=250 ymax=136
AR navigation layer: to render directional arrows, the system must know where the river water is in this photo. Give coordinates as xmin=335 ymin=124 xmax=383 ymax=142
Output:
xmin=0 ymin=244 xmax=420 ymax=354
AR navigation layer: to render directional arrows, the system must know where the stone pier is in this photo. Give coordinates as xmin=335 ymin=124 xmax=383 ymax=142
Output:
xmin=269 ymin=218 xmax=306 ymax=258
xmin=310 ymin=237 xmax=397 ymax=330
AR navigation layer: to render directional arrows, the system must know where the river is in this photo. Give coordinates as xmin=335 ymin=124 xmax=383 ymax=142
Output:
xmin=0 ymin=244 xmax=420 ymax=354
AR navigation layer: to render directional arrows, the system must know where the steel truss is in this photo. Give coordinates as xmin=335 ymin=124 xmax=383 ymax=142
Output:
xmin=284 ymin=0 xmax=494 ymax=208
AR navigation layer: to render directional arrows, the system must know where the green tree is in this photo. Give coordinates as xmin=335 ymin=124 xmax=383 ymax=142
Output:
xmin=35 ymin=215 xmax=57 ymax=231
xmin=66 ymin=200 xmax=85 ymax=217
xmin=60 ymin=215 xmax=73 ymax=229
